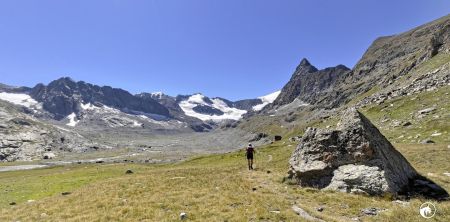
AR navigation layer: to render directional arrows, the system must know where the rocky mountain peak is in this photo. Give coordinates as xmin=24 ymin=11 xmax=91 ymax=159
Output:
xmin=294 ymin=58 xmax=318 ymax=74
xmin=270 ymin=61 xmax=348 ymax=108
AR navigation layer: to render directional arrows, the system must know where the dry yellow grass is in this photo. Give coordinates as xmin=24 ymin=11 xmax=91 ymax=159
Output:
xmin=0 ymin=142 xmax=449 ymax=221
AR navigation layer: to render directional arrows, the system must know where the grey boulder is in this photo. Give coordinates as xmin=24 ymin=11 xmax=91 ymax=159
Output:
xmin=288 ymin=108 xmax=448 ymax=199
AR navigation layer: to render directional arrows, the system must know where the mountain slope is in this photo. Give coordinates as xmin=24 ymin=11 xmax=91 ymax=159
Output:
xmin=267 ymin=14 xmax=449 ymax=112
xmin=271 ymin=59 xmax=349 ymax=108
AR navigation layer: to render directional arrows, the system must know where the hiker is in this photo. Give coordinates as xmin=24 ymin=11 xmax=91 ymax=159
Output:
xmin=246 ymin=143 xmax=255 ymax=170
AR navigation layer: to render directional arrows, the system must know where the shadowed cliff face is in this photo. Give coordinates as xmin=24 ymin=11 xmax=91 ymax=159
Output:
xmin=271 ymin=59 xmax=350 ymax=108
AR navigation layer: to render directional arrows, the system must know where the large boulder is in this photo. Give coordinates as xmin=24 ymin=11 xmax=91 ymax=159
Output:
xmin=288 ymin=108 xmax=448 ymax=199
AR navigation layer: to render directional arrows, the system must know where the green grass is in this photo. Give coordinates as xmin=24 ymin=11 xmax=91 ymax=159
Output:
xmin=0 ymin=164 xmax=154 ymax=207
xmin=0 ymin=140 xmax=449 ymax=221
xmin=360 ymin=86 xmax=450 ymax=143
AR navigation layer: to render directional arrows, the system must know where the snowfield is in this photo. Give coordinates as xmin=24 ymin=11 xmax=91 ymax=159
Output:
xmin=66 ymin=113 xmax=79 ymax=127
xmin=0 ymin=92 xmax=41 ymax=109
xmin=252 ymin=90 xmax=281 ymax=111
xmin=179 ymin=94 xmax=247 ymax=121
xmin=81 ymin=103 xmax=120 ymax=113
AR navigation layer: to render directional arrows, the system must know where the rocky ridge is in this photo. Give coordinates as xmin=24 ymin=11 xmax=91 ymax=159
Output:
xmin=266 ymin=14 xmax=450 ymax=113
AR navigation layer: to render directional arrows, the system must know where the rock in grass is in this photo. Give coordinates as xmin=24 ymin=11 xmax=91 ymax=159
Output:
xmin=288 ymin=108 xmax=449 ymax=199
xmin=9 ymin=202 xmax=16 ymax=206
xmin=292 ymin=205 xmax=325 ymax=222
xmin=361 ymin=207 xmax=385 ymax=216
xmin=61 ymin=192 xmax=71 ymax=196
xmin=180 ymin=212 xmax=187 ymax=220
xmin=418 ymin=107 xmax=436 ymax=114
xmin=125 ymin=169 xmax=134 ymax=174
xmin=402 ymin=121 xmax=412 ymax=127
xmin=421 ymin=138 xmax=435 ymax=144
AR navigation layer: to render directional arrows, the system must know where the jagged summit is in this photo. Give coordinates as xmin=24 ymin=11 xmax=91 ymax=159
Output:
xmin=299 ymin=58 xmax=312 ymax=67
xmin=271 ymin=62 xmax=350 ymax=108
xmin=294 ymin=58 xmax=318 ymax=74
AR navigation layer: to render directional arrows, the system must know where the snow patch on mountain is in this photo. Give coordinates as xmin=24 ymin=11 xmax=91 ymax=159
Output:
xmin=81 ymin=103 xmax=120 ymax=114
xmin=66 ymin=113 xmax=79 ymax=127
xmin=150 ymin=92 xmax=164 ymax=99
xmin=0 ymin=92 xmax=41 ymax=109
xmin=132 ymin=120 xmax=142 ymax=127
xmin=179 ymin=94 xmax=247 ymax=121
xmin=252 ymin=90 xmax=281 ymax=111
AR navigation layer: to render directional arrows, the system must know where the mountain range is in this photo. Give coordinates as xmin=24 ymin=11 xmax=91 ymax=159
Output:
xmin=0 ymin=14 xmax=449 ymax=162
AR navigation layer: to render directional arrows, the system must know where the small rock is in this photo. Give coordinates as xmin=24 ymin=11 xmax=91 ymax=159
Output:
xmin=9 ymin=202 xmax=16 ymax=206
xmin=420 ymin=139 xmax=435 ymax=144
xmin=391 ymin=120 xmax=402 ymax=127
xmin=292 ymin=205 xmax=325 ymax=222
xmin=316 ymin=206 xmax=325 ymax=212
xmin=392 ymin=200 xmax=410 ymax=207
xmin=43 ymin=152 xmax=55 ymax=160
xmin=27 ymin=200 xmax=35 ymax=203
xmin=125 ymin=169 xmax=134 ymax=174
xmin=418 ymin=107 xmax=436 ymax=115
xmin=61 ymin=192 xmax=71 ymax=196
xmin=402 ymin=122 xmax=412 ymax=127
xmin=40 ymin=213 xmax=48 ymax=217
xmin=269 ymin=210 xmax=281 ymax=214
xmin=431 ymin=133 xmax=442 ymax=137
xmin=361 ymin=207 xmax=384 ymax=216
xmin=180 ymin=212 xmax=187 ymax=220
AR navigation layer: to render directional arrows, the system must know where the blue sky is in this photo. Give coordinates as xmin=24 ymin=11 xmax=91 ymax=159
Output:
xmin=0 ymin=1 xmax=449 ymax=100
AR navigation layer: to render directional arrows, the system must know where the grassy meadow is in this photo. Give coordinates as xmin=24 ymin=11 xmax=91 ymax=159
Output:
xmin=0 ymin=141 xmax=449 ymax=221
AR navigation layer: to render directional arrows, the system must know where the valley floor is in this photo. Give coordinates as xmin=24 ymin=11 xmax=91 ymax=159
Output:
xmin=0 ymin=142 xmax=449 ymax=221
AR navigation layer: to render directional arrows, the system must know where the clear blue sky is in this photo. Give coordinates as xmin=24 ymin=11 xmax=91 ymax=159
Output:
xmin=0 ymin=1 xmax=449 ymax=100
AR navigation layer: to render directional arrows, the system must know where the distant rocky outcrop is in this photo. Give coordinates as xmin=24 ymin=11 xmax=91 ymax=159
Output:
xmin=271 ymin=58 xmax=350 ymax=108
xmin=0 ymin=100 xmax=107 ymax=162
xmin=288 ymin=108 xmax=448 ymax=199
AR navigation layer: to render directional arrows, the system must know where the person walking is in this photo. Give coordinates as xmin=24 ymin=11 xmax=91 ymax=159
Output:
xmin=246 ymin=143 xmax=255 ymax=170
